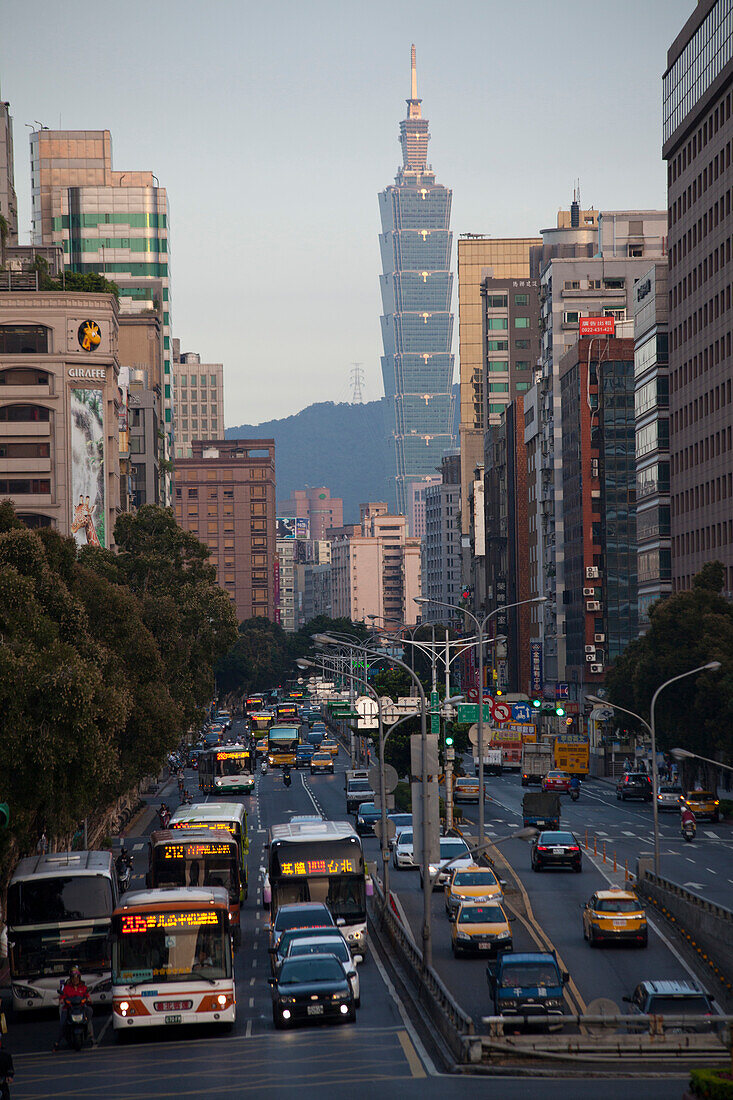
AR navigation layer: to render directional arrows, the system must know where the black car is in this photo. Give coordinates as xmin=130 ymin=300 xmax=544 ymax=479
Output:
xmin=269 ymin=953 xmax=356 ymax=1028
xmin=616 ymin=772 xmax=653 ymax=801
xmin=531 ymin=830 xmax=582 ymax=872
xmin=270 ymin=925 xmax=346 ymax=974
xmin=624 ymin=979 xmax=717 ymax=1032
xmin=355 ymin=801 xmax=381 ymax=836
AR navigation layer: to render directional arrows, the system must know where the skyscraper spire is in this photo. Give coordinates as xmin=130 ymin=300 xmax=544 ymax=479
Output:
xmin=407 ymin=44 xmax=421 ymax=120
xmin=411 ymin=44 xmax=418 ymax=101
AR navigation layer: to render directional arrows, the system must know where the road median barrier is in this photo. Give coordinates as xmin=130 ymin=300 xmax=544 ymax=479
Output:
xmin=637 ymin=860 xmax=733 ymax=998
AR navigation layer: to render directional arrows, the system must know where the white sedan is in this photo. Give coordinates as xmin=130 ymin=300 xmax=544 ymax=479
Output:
xmin=421 ymin=837 xmax=473 ymax=890
xmin=283 ymin=933 xmax=361 ymax=1006
xmin=392 ymin=829 xmax=416 ymax=869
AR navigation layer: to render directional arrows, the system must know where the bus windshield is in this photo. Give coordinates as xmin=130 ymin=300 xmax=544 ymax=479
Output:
xmin=112 ymin=909 xmax=231 ymax=985
xmin=215 ymin=751 xmax=251 ymax=777
xmin=273 ymin=876 xmax=365 ymax=922
xmin=12 ymin=926 xmax=110 ymax=979
xmin=8 ymin=876 xmax=114 ymax=925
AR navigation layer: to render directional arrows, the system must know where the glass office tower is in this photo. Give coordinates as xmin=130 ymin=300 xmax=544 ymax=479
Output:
xmin=379 ymin=47 xmax=455 ymax=513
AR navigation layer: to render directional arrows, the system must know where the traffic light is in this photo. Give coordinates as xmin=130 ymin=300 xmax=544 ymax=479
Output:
xmin=445 ymin=734 xmax=454 ymax=747
xmin=565 ymin=716 xmax=573 ymax=727
xmin=531 ymin=698 xmax=541 ymax=709
xmin=461 ymin=586 xmax=471 ymax=601
xmin=0 ymin=802 xmax=9 ymax=828
xmin=495 ymin=689 xmax=503 ymax=697
xmin=555 ymin=705 xmax=565 ymax=717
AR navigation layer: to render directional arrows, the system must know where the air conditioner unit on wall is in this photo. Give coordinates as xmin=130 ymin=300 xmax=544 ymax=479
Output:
xmin=590 ymin=663 xmax=604 ymax=674
xmin=582 ymin=587 xmax=595 ymax=596
xmin=594 ymin=633 xmax=606 ymax=643
xmin=586 ymin=601 xmax=602 ymax=612
xmin=585 ymin=566 xmax=600 ymax=579
xmin=585 ymin=653 xmax=597 ymax=662
xmin=584 ymin=645 xmax=596 ymax=654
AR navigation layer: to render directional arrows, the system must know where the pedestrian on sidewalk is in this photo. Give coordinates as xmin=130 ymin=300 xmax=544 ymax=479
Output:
xmin=36 ymin=830 xmax=48 ymax=856
xmin=0 ymin=1037 xmax=15 ymax=1100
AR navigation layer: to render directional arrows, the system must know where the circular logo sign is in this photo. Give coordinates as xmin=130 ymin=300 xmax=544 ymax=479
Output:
xmin=78 ymin=320 xmax=101 ymax=352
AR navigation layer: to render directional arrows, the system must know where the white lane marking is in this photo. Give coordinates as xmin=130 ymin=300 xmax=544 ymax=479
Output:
xmin=252 ymin=958 xmax=257 ymax=968
xmin=245 ymin=1019 xmax=252 ymax=1038
xmin=595 ymin=831 xmax=609 ymax=837
xmin=250 ymin=977 xmax=255 ymax=986
xmin=622 ymin=831 xmax=636 ymax=837
xmin=249 ymin=997 xmax=254 ymax=1008
xmin=369 ymin=931 xmax=437 ymax=1076
xmin=300 ymin=772 xmax=322 ymax=816
xmin=96 ymin=1012 xmax=113 ymax=1046
xmin=704 ymin=831 xmax=717 ymax=838
xmin=706 ymin=867 xmax=717 ymax=875
xmin=132 ymin=843 xmax=144 ymax=851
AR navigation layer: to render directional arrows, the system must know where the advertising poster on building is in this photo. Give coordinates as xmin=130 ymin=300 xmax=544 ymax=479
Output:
xmin=529 ymin=641 xmax=543 ymax=695
xmin=70 ymin=388 xmax=106 ymax=548
xmin=276 ymin=516 xmax=310 ymax=540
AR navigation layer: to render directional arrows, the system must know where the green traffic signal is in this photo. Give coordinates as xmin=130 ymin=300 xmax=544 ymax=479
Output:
xmin=0 ymin=802 xmax=9 ymax=828
xmin=531 ymin=698 xmax=541 ymax=709
xmin=555 ymin=706 xmax=565 ymax=717
xmin=445 ymin=734 xmax=454 ymax=746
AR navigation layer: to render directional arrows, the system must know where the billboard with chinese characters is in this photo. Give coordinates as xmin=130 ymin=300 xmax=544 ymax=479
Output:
xmin=276 ymin=516 xmax=310 ymax=540
xmin=579 ymin=316 xmax=615 ymax=336
xmin=69 ymin=388 xmax=106 ymax=548
xmin=529 ymin=640 xmax=543 ymax=695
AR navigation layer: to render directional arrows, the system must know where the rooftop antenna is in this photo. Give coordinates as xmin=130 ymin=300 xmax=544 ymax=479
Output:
xmin=411 ymin=44 xmax=418 ymax=101
xmin=571 ymin=179 xmax=581 ymax=228
xmin=349 ymin=363 xmax=365 ymax=404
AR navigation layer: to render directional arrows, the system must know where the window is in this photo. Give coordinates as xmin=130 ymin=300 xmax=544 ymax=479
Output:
xmin=516 ymin=382 xmax=530 ymax=391
xmin=603 ymin=277 xmax=625 ymax=290
xmin=487 ymin=361 xmax=508 ymax=373
xmin=514 ymin=294 xmax=529 ymax=305
xmin=0 ymin=367 xmax=49 ymax=385
xmin=0 ymin=325 xmax=49 ymax=354
xmin=0 ymin=478 xmax=51 ymax=494
xmin=0 ymin=442 xmax=50 ymax=458
xmin=516 ymin=361 xmax=531 ymax=371
xmin=563 ymin=311 xmax=580 ymax=324
xmin=564 ymin=281 xmax=580 ymax=290
xmin=210 ymin=374 xmax=217 ymax=386
xmin=187 ymin=488 xmax=198 ymax=499
xmin=488 ymin=403 xmax=507 ymax=414
xmin=0 ymin=404 xmax=50 ymax=422
xmin=515 ymin=339 xmax=530 ymax=349
xmin=486 ymin=295 xmax=507 ymax=308
xmin=487 ymin=318 xmax=508 ymax=330
xmin=514 ymin=317 xmax=530 ymax=328
xmin=486 ymin=340 xmax=508 ymax=351
xmin=489 ymin=382 xmax=509 ymax=393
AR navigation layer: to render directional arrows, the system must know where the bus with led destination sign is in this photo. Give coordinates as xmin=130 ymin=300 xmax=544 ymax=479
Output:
xmin=266 ymin=821 xmax=370 ymax=958
xmin=274 ymin=702 xmax=299 ymax=723
xmin=268 ymin=724 xmax=300 ymax=767
xmin=198 ymin=743 xmax=254 ymax=795
xmin=169 ymin=803 xmax=248 ymax=902
xmin=148 ymin=829 xmax=243 ymax=945
xmin=111 ymin=887 xmax=235 ymax=1032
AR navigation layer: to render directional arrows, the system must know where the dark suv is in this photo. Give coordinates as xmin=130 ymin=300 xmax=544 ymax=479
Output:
xmin=624 ymin=979 xmax=717 ymax=1031
xmin=616 ymin=772 xmax=652 ymax=801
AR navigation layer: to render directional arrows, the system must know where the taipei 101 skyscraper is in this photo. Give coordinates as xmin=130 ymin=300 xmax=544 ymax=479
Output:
xmin=379 ymin=46 xmax=455 ymax=514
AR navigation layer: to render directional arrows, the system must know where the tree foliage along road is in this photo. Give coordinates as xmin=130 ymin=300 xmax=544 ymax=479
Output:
xmin=0 ymin=503 xmax=238 ymax=881
xmin=605 ymin=562 xmax=732 ymax=786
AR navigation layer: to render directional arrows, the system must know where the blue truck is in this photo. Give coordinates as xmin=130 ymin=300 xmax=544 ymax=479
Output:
xmin=487 ymin=951 xmax=568 ymax=1026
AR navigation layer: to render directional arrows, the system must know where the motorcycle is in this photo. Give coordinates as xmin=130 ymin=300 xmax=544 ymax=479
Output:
xmin=260 ymin=761 xmax=268 ymax=775
xmin=283 ymin=769 xmax=292 ymax=788
xmin=158 ymin=806 xmax=171 ymax=830
xmin=682 ymin=817 xmax=696 ymax=842
xmin=116 ymin=861 xmax=132 ymax=893
xmin=570 ymin=788 xmax=579 ymax=802
xmin=63 ymin=994 xmax=91 ymax=1051
xmin=180 ymin=789 xmax=193 ymax=805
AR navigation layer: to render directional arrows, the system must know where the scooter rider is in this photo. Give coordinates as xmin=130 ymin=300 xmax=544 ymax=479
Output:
xmin=681 ymin=805 xmax=696 ymax=837
xmin=116 ymin=847 xmax=132 ymax=878
xmin=569 ymin=774 xmax=580 ymax=799
xmin=53 ymin=966 xmax=94 ymax=1051
xmin=283 ymin=765 xmax=292 ymax=787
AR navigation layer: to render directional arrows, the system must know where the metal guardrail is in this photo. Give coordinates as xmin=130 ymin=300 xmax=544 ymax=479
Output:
xmin=466 ymin=1013 xmax=733 ymax=1065
xmin=370 ymin=869 xmax=474 ymax=1061
xmin=642 ymin=869 xmax=733 ymax=920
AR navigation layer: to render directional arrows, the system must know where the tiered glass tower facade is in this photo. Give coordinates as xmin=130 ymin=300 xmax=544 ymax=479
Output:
xmin=379 ymin=47 xmax=455 ymax=514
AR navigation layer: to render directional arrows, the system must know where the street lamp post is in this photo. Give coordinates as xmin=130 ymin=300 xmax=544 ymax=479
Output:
xmin=587 ymin=657 xmax=720 ymax=877
xmin=670 ymin=747 xmax=733 ymax=774
xmin=416 ymin=595 xmax=547 ymax=849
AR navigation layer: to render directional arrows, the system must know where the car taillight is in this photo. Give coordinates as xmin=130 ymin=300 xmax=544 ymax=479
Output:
xmin=536 ymin=845 xmax=549 ymax=851
xmin=568 ymin=846 xmax=579 ymax=852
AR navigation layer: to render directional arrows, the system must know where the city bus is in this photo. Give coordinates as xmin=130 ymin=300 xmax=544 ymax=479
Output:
xmin=7 ymin=851 xmax=117 ymax=1011
xmin=274 ymin=702 xmax=299 ymax=724
xmin=111 ymin=887 xmax=235 ymax=1033
xmin=267 ymin=724 xmax=300 ymax=767
xmin=249 ymin=711 xmax=274 ymax=737
xmin=198 ymin=743 xmax=254 ymax=795
xmin=244 ymin=695 xmax=265 ymax=715
xmin=170 ymin=802 xmax=249 ymax=899
xmin=148 ymin=829 xmax=243 ymax=946
xmin=265 ymin=820 xmax=370 ymax=958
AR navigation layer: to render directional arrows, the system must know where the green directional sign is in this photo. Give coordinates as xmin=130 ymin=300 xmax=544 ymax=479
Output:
xmin=431 ymin=690 xmax=440 ymax=736
xmin=457 ymin=703 xmax=492 ymax=724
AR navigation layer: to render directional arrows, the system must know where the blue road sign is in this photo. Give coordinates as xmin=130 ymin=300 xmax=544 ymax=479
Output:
xmin=512 ymin=702 xmax=532 ymax=722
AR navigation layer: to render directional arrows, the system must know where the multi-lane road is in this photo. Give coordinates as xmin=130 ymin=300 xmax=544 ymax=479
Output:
xmin=1 ymin=720 xmax=710 ymax=1098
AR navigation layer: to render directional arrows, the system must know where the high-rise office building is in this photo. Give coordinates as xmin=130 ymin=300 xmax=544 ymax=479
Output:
xmin=0 ymin=84 xmax=18 ymax=245
xmin=30 ymin=129 xmax=173 ymax=500
xmin=663 ymin=0 xmax=733 ymax=595
xmin=632 ymin=263 xmax=671 ymax=628
xmin=172 ymin=341 xmax=225 ymax=458
xmin=277 ymin=486 xmax=344 ymax=540
xmin=379 ymin=46 xmax=455 ymax=514
xmin=421 ymin=453 xmax=461 ymax=621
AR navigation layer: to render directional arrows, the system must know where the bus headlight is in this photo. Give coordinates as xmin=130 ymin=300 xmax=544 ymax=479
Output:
xmin=119 ymin=1001 xmax=129 ymax=1016
xmin=217 ymin=994 xmax=228 ymax=1006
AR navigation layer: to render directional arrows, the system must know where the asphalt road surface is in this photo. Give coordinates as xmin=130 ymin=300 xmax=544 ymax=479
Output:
xmin=0 ymin=723 xmax=693 ymax=1098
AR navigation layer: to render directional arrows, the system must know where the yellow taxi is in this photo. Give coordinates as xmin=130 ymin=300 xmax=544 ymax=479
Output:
xmin=682 ymin=789 xmax=720 ymax=823
xmin=451 ymin=899 xmax=513 ymax=957
xmin=445 ymin=864 xmax=503 ymax=920
xmin=582 ymin=887 xmax=647 ymax=947
xmin=256 ymin=736 xmax=268 ymax=756
xmin=453 ymin=777 xmax=479 ymax=804
xmin=309 ymin=751 xmax=335 ymax=775
xmin=320 ymin=739 xmax=339 ymax=758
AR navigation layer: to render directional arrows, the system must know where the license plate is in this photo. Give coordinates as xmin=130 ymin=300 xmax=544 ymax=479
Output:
xmin=613 ymin=920 xmax=626 ymax=926
xmin=164 ymin=1015 xmax=182 ymax=1024
xmin=307 ymin=1004 xmax=324 ymax=1016
xmin=478 ymin=943 xmax=491 ymax=951
xmin=552 ymin=848 xmax=565 ymax=855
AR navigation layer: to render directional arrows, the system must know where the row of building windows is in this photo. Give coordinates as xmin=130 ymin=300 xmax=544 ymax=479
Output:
xmin=673 ymin=470 xmax=733 ymax=516
xmin=671 ymin=424 xmax=733 ymax=475
xmin=669 ymin=218 xmax=730 ymax=282
xmin=673 ymin=520 xmax=733 ymax=559
xmin=0 ymin=478 xmax=50 ymax=494
xmin=672 ymin=281 xmax=731 ymax=358
xmin=672 ymin=239 xmax=731 ymax=308
xmin=671 ymin=376 xmax=733 ymax=432
xmin=668 ymin=147 xmax=732 ymax=229
xmin=667 ymin=84 xmax=732 ymax=177
xmin=672 ymin=333 xmax=733 ymax=393
xmin=662 ymin=6 xmax=733 ymax=144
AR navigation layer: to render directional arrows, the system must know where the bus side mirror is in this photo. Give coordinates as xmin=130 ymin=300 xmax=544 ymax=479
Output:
xmin=264 ymin=886 xmax=271 ymax=905
xmin=336 ymin=917 xmax=345 ymax=926
xmin=366 ymin=879 xmax=374 ymax=898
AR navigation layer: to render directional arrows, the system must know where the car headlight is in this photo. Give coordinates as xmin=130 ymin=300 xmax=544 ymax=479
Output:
xmin=429 ymin=865 xmax=438 ymax=875
xmin=331 ymin=992 xmax=349 ymax=1001
xmin=13 ymin=985 xmax=41 ymax=999
xmin=496 ymin=931 xmax=511 ymax=939
xmin=279 ymin=996 xmax=296 ymax=1005
xmin=357 ymin=817 xmax=365 ymax=824
xmin=456 ymin=931 xmax=471 ymax=940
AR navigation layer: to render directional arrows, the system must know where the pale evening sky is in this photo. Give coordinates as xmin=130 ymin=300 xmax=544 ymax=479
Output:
xmin=2 ymin=0 xmax=692 ymax=424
